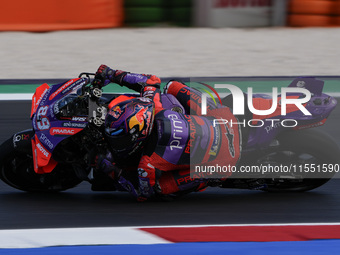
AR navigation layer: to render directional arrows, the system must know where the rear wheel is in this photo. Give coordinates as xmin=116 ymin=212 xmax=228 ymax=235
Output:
xmin=0 ymin=131 xmax=82 ymax=192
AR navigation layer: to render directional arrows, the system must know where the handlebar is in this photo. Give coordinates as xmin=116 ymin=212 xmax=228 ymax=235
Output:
xmin=77 ymin=72 xmax=105 ymax=98
xmin=78 ymin=72 xmax=96 ymax=79
xmin=77 ymin=72 xmax=106 ymax=127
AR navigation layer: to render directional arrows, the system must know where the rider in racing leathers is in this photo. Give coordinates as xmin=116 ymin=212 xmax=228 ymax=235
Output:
xmin=94 ymin=64 xmax=241 ymax=201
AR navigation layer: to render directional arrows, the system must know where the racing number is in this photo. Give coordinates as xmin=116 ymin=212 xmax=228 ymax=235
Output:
xmin=37 ymin=106 xmax=50 ymax=130
xmin=37 ymin=118 xmax=50 ymax=130
xmin=37 ymin=106 xmax=48 ymax=118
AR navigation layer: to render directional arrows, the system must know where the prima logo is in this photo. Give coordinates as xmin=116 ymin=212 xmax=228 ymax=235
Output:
xmin=168 ymin=113 xmax=185 ymax=151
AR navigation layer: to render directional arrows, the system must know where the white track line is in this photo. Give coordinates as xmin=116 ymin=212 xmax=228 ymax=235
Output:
xmin=0 ymin=227 xmax=171 ymax=249
xmin=137 ymin=222 xmax=340 ymax=228
xmin=0 ymin=93 xmax=33 ymax=100
xmin=1 ymin=223 xmax=340 ymax=248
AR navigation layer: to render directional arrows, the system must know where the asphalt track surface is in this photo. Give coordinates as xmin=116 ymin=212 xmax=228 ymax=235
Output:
xmin=0 ymin=100 xmax=340 ymax=230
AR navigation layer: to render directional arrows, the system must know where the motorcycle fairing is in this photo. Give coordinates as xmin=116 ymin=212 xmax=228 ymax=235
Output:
xmin=288 ymin=77 xmax=324 ymax=96
xmin=31 ymin=134 xmax=58 ymax=174
xmin=293 ymin=118 xmax=327 ymax=130
xmin=31 ymin=83 xmax=50 ymax=118
xmin=245 ymin=77 xmax=337 ymax=150
xmin=31 ymin=78 xmax=88 ymax=173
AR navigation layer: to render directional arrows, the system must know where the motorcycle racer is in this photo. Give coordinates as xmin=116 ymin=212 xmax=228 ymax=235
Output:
xmin=95 ymin=64 xmax=241 ymax=201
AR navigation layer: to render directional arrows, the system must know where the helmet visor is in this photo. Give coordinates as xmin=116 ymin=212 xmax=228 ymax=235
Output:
xmin=105 ymin=127 xmax=137 ymax=152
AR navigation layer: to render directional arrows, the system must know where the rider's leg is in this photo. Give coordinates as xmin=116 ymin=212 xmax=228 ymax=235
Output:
xmin=157 ymin=169 xmax=207 ymax=195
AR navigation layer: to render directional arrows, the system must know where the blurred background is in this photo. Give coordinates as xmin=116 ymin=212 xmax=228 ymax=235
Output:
xmin=1 ymin=0 xmax=340 ymax=78
xmin=2 ymin=0 xmax=340 ymax=30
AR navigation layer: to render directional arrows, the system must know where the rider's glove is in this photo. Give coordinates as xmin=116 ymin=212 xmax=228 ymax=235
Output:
xmin=95 ymin=153 xmax=122 ymax=180
xmin=138 ymin=176 xmax=155 ymax=198
xmin=95 ymin=64 xmax=116 ymax=87
xmin=100 ymin=159 xmax=122 ymax=180
xmin=95 ymin=64 xmax=161 ymax=91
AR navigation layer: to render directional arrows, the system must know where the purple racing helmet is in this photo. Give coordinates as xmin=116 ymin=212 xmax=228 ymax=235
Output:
xmin=105 ymin=96 xmax=155 ymax=156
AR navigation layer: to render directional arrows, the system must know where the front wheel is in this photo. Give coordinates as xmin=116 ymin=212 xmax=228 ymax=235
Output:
xmin=242 ymin=129 xmax=340 ymax=192
xmin=0 ymin=130 xmax=82 ymax=192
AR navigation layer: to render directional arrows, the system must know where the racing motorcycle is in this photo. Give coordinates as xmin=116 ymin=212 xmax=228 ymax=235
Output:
xmin=0 ymin=74 xmax=338 ymax=196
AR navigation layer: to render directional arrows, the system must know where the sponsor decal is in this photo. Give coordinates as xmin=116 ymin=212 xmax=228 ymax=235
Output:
xmin=209 ymin=124 xmax=221 ymax=156
xmin=50 ymin=128 xmax=82 ymax=136
xmin=168 ymin=113 xmax=185 ymax=151
xmin=49 ymin=105 xmax=55 ymax=118
xmin=177 ymin=175 xmax=195 ymax=185
xmin=224 ymin=122 xmax=235 ymax=158
xmin=179 ymin=87 xmax=191 ymax=96
xmin=126 ymin=73 xmax=145 ymax=80
xmin=31 ymin=83 xmax=50 ymax=117
xmin=62 ymin=122 xmax=87 ymax=128
xmin=294 ymin=119 xmax=327 ymax=130
xmin=39 ymin=133 xmax=54 ymax=150
xmin=49 ymin=79 xmax=78 ymax=101
xmin=110 ymin=105 xmax=122 ymax=119
xmin=61 ymin=79 xmax=85 ymax=95
xmin=71 ymin=116 xmax=87 ymax=122
xmin=13 ymin=133 xmax=30 ymax=148
xmin=53 ymin=103 xmax=60 ymax=114
xmin=36 ymin=88 xmax=49 ymax=107
xmin=36 ymin=142 xmax=50 ymax=158
xmin=184 ymin=115 xmax=196 ymax=154
xmin=180 ymin=87 xmax=203 ymax=104
xmin=264 ymin=120 xmax=282 ymax=133
xmin=129 ymin=107 xmax=147 ymax=131
xmin=210 ymin=117 xmax=235 ymax=158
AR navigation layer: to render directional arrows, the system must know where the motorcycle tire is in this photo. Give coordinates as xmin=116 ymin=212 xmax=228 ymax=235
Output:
xmin=0 ymin=131 xmax=82 ymax=192
xmin=257 ymin=129 xmax=340 ymax=192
